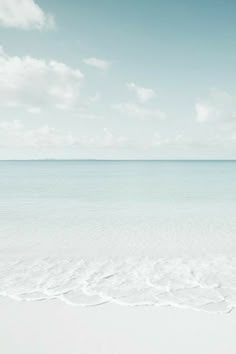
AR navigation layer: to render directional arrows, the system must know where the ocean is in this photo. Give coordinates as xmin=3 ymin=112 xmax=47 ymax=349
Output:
xmin=0 ymin=160 xmax=236 ymax=312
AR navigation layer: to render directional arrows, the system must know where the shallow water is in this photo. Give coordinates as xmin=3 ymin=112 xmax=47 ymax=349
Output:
xmin=0 ymin=160 xmax=236 ymax=312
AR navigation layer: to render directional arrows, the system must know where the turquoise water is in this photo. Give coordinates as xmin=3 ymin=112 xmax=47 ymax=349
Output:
xmin=0 ymin=160 xmax=235 ymax=258
xmin=1 ymin=160 xmax=236 ymax=203
xmin=0 ymin=161 xmax=236 ymax=312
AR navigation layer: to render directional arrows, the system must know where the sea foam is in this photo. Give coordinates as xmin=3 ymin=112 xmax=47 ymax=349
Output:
xmin=0 ymin=256 xmax=235 ymax=313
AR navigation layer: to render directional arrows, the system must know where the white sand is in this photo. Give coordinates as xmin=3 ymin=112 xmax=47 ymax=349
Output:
xmin=0 ymin=298 xmax=235 ymax=354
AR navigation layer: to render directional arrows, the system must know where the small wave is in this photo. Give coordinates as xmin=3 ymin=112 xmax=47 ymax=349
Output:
xmin=0 ymin=257 xmax=236 ymax=313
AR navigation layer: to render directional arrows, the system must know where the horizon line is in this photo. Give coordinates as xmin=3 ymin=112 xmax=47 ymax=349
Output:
xmin=0 ymin=159 xmax=236 ymax=162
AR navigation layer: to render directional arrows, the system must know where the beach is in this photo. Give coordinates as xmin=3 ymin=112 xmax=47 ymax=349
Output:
xmin=0 ymin=161 xmax=236 ymax=353
xmin=0 ymin=298 xmax=236 ymax=354
xmin=1 ymin=0 xmax=236 ymax=352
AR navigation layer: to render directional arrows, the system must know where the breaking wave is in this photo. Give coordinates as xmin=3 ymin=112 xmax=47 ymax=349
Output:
xmin=0 ymin=257 xmax=236 ymax=313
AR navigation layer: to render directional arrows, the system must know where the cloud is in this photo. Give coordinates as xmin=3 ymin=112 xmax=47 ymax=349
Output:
xmin=87 ymin=92 xmax=101 ymax=103
xmin=27 ymin=106 xmax=41 ymax=114
xmin=151 ymin=132 xmax=184 ymax=147
xmin=0 ymin=0 xmax=55 ymax=30
xmin=0 ymin=120 xmax=75 ymax=148
xmin=77 ymin=128 xmax=128 ymax=148
xmin=112 ymin=102 xmax=165 ymax=120
xmin=126 ymin=82 xmax=156 ymax=103
xmin=0 ymin=47 xmax=83 ymax=111
xmin=150 ymin=130 xmax=236 ymax=152
xmin=195 ymin=90 xmax=236 ymax=123
xmin=0 ymin=121 xmax=128 ymax=150
xmin=83 ymin=57 xmax=110 ymax=70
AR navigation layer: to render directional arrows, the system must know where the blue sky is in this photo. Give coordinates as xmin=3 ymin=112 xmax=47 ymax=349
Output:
xmin=0 ymin=0 xmax=236 ymax=159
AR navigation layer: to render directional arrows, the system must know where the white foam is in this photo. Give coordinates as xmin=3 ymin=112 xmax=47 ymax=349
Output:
xmin=0 ymin=257 xmax=235 ymax=313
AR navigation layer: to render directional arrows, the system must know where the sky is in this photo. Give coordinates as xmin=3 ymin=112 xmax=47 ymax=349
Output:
xmin=0 ymin=0 xmax=236 ymax=159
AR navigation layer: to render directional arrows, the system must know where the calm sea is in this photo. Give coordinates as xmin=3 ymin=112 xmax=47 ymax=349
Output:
xmin=0 ymin=161 xmax=235 ymax=311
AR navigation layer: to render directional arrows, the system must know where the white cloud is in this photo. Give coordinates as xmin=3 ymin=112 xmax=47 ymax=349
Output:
xmin=195 ymin=90 xmax=236 ymax=123
xmin=27 ymin=106 xmax=41 ymax=114
xmin=0 ymin=120 xmax=75 ymax=148
xmin=87 ymin=92 xmax=101 ymax=103
xmin=126 ymin=82 xmax=156 ymax=103
xmin=0 ymin=121 xmax=128 ymax=150
xmin=0 ymin=47 xmax=83 ymax=111
xmin=195 ymin=103 xmax=211 ymax=123
xmin=78 ymin=128 xmax=128 ymax=148
xmin=151 ymin=132 xmax=184 ymax=147
xmin=0 ymin=0 xmax=55 ymax=30
xmin=83 ymin=57 xmax=110 ymax=70
xmin=150 ymin=130 xmax=236 ymax=151
xmin=113 ymin=102 xmax=165 ymax=120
